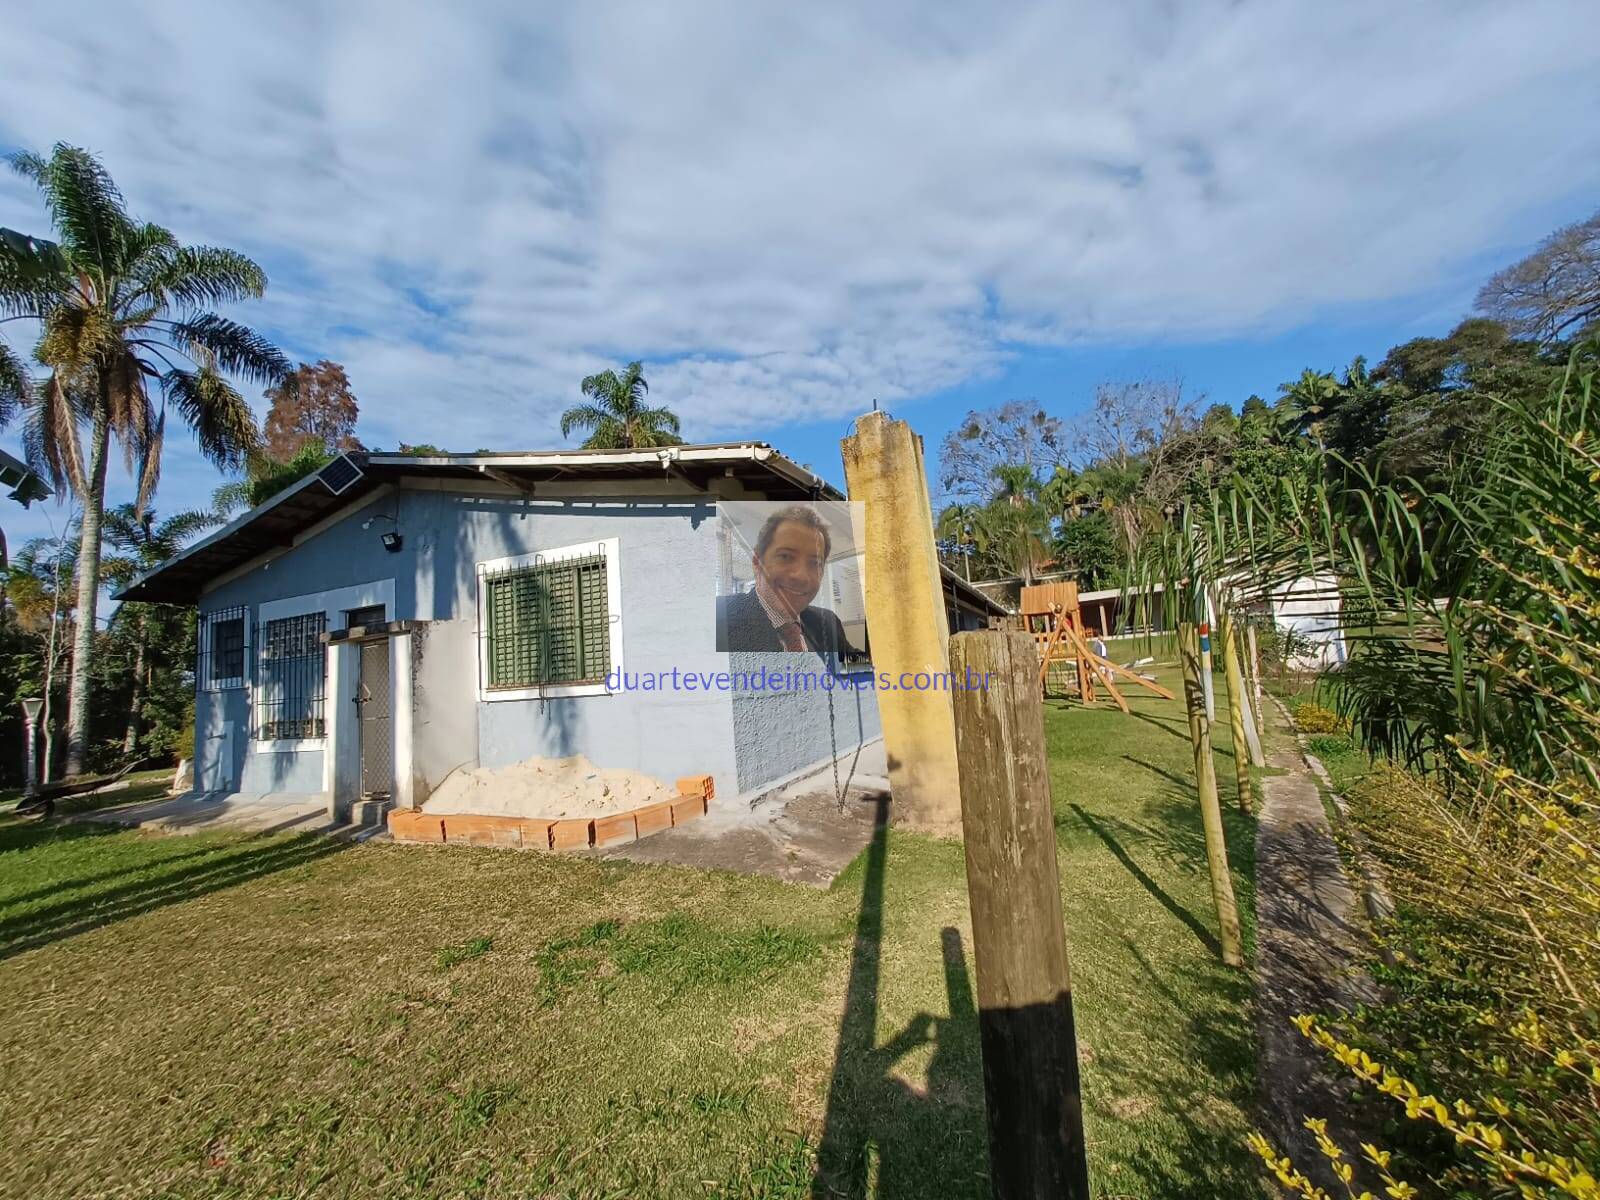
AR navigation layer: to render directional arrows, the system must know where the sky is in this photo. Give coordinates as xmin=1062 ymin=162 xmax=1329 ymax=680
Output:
xmin=3 ymin=0 xmax=1599 ymax=551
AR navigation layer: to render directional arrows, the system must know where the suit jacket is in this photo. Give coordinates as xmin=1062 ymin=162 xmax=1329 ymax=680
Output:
xmin=716 ymin=589 xmax=861 ymax=657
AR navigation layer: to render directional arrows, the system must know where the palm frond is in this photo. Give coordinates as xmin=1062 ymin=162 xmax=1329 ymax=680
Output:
xmin=23 ymin=373 xmax=87 ymax=496
xmin=579 ymin=419 xmax=628 ymax=449
xmin=161 ymin=366 xmax=261 ymax=469
xmin=579 ymin=369 xmax=623 ymax=406
xmin=212 ymin=478 xmax=252 ymax=517
xmin=0 ymin=342 xmax=31 ymax=427
xmin=560 ymin=402 xmax=610 ymax=439
xmin=642 ymin=403 xmax=680 ymax=435
xmin=165 ymin=313 xmax=290 ymax=383
xmin=9 ymin=144 xmax=132 ymax=282
xmin=157 ymin=508 xmax=223 ymax=549
xmin=146 ymin=245 xmax=267 ymax=308
xmin=133 ymin=407 xmax=165 ymax=515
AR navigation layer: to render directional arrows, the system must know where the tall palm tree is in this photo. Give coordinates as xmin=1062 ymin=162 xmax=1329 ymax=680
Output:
xmin=560 ymin=361 xmax=683 ymax=449
xmin=0 ymin=144 xmax=288 ymax=773
xmin=102 ymin=505 xmax=221 ymax=754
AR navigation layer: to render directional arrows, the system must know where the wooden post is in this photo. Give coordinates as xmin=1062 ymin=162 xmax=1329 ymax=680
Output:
xmin=1218 ymin=608 xmax=1264 ymax=802
xmin=1178 ymin=622 xmax=1244 ymax=968
xmin=949 ymin=631 xmax=1091 ymax=1200
xmin=841 ymin=412 xmax=962 ymax=831
xmin=1246 ymin=623 xmax=1267 ymax=741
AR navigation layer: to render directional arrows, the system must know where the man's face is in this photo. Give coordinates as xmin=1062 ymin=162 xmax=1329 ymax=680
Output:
xmin=754 ymin=520 xmax=826 ymax=617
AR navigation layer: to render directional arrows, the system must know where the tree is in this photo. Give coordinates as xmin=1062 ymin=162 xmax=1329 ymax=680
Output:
xmin=101 ymin=505 xmax=220 ymax=754
xmin=938 ymin=399 xmax=1069 ymax=499
xmin=935 ymin=501 xmax=984 ymax=579
xmin=261 ymin=359 xmax=362 ymax=463
xmin=560 ymin=361 xmax=682 ymax=449
xmin=1372 ymin=318 xmax=1555 ymax=491
xmin=0 ymin=144 xmax=288 ymax=773
xmin=1274 ymin=368 xmax=1342 ymax=449
xmin=1476 ymin=208 xmax=1600 ymax=342
xmin=5 ymin=521 xmax=78 ymax=782
xmin=1053 ymin=509 xmax=1116 ymax=590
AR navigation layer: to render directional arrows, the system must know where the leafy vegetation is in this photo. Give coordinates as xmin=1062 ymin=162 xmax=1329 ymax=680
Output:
xmin=1203 ymin=341 xmax=1600 ymax=1196
xmin=560 ymin=360 xmax=683 ymax=449
xmin=0 ymin=143 xmax=288 ymax=774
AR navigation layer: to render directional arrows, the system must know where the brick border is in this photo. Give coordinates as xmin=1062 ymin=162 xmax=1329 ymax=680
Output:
xmin=388 ymin=773 xmax=714 ymax=852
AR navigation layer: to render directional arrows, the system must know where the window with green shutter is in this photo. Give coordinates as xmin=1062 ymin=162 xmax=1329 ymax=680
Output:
xmin=483 ymin=551 xmax=611 ymax=688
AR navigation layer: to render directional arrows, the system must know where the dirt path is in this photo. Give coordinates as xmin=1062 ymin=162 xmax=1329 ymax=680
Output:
xmin=1254 ymin=701 xmax=1381 ymax=1181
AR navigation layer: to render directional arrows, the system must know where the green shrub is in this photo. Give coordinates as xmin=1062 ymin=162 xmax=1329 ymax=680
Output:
xmin=1304 ymin=733 xmax=1353 ymax=759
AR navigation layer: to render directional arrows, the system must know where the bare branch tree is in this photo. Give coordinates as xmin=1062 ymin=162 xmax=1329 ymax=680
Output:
xmin=1476 ymin=210 xmax=1600 ymax=343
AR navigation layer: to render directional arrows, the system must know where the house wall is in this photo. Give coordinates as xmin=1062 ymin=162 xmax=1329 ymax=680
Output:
xmin=729 ymin=656 xmax=882 ymax=797
xmin=195 ymin=484 xmax=743 ymax=802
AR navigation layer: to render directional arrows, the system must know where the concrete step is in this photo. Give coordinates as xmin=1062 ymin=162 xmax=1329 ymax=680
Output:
xmin=350 ymin=798 xmax=394 ymax=828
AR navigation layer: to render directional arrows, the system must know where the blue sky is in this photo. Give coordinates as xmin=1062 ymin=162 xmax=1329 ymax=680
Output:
xmin=3 ymin=0 xmax=1599 ymax=548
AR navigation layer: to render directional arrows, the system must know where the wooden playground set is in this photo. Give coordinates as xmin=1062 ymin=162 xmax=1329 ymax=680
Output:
xmin=1006 ymin=581 xmax=1175 ymax=711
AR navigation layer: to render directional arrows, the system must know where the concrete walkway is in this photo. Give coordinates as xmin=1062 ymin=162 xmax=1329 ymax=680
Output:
xmin=1254 ymin=703 xmax=1381 ymax=1182
xmin=602 ymin=739 xmax=890 ymax=886
xmin=79 ymin=792 xmax=375 ymax=839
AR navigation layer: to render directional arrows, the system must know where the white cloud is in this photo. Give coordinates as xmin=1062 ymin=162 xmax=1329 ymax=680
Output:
xmin=0 ymin=0 xmax=1596 ymax=536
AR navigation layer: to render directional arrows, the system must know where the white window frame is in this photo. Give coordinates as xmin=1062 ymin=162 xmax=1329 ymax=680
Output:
xmin=476 ymin=536 xmax=622 ymax=701
xmin=201 ymin=607 xmax=251 ymax=691
xmin=252 ymin=580 xmax=395 ymax=749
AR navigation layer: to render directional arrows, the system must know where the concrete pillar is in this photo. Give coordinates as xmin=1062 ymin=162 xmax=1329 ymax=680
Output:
xmin=390 ymin=630 xmax=415 ymax=810
xmin=841 ymin=411 xmax=962 ymax=832
xmin=324 ymin=640 xmax=361 ymax=822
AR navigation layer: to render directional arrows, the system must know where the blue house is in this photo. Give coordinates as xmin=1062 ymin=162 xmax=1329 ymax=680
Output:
xmin=120 ymin=444 xmax=1003 ymax=821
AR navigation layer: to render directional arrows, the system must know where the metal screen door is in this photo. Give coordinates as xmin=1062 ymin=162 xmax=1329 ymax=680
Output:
xmin=357 ymin=639 xmax=393 ymax=797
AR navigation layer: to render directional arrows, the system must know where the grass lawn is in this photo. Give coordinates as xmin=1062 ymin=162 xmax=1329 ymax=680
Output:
xmin=0 ymin=668 xmax=1264 ymax=1199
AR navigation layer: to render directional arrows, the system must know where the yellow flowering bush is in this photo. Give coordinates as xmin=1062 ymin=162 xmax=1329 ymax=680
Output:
xmin=1295 ymin=703 xmax=1349 ymax=735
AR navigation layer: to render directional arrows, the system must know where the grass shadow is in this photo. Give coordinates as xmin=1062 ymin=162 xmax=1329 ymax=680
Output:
xmin=811 ymin=800 xmax=990 ymax=1199
xmin=1066 ymin=802 xmax=1222 ymax=957
xmin=0 ymin=824 xmax=348 ymax=961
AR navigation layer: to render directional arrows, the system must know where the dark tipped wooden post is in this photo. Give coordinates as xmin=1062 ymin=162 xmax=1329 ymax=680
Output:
xmin=949 ymin=631 xmax=1091 ymax=1200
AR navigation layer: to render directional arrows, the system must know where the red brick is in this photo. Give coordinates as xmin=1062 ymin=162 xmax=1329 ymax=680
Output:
xmin=676 ymin=773 xmax=715 ymax=801
xmin=517 ymin=819 xmax=556 ymax=850
xmin=442 ymin=814 xmax=523 ymax=848
xmin=388 ymin=810 xmax=445 ymax=843
xmin=550 ymin=818 xmax=594 ymax=851
xmin=593 ymin=813 xmax=637 ymax=846
xmin=633 ymin=800 xmax=675 ymax=837
xmin=670 ymin=794 xmax=707 ymax=825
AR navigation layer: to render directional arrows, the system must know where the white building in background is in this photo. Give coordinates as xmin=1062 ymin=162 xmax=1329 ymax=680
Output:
xmin=1264 ymin=573 xmax=1347 ymax=669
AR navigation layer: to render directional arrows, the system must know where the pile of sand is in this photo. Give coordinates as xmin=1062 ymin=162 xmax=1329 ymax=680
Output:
xmin=421 ymin=754 xmax=677 ymax=819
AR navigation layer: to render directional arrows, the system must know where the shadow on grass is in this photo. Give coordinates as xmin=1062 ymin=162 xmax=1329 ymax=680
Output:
xmin=1123 ymin=707 xmax=1193 ymax=745
xmin=0 ymin=823 xmax=347 ymax=961
xmin=811 ymin=799 xmax=990 ymax=1199
xmin=1067 ymin=802 xmax=1222 ymax=958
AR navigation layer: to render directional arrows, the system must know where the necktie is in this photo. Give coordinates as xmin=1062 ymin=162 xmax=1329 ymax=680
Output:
xmin=778 ymin=622 xmax=806 ymax=652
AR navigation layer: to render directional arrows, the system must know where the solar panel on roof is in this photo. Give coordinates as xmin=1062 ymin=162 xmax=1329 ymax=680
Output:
xmin=318 ymin=453 xmax=364 ymax=496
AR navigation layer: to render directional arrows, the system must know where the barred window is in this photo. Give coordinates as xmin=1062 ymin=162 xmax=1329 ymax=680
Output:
xmin=256 ymin=612 xmax=327 ymax=740
xmin=201 ymin=607 xmax=248 ymax=690
xmin=483 ymin=551 xmax=611 ymax=689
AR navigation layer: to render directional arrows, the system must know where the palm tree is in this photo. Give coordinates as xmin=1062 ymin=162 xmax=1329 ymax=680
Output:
xmin=991 ymin=463 xmax=1037 ymax=508
xmin=0 ymin=144 xmax=288 ymax=773
xmin=102 ymin=505 xmax=221 ymax=754
xmin=560 ymin=361 xmax=683 ymax=449
xmin=1275 ymin=368 xmax=1342 ymax=450
xmin=935 ymin=501 xmax=984 ymax=579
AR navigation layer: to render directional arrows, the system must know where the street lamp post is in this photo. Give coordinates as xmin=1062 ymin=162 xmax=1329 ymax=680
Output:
xmin=20 ymin=698 xmax=43 ymax=798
